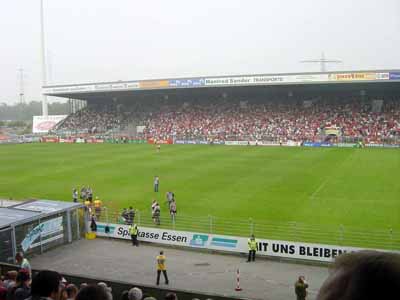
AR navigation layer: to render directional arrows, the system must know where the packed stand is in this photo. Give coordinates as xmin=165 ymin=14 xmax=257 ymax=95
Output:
xmin=56 ymin=97 xmax=400 ymax=144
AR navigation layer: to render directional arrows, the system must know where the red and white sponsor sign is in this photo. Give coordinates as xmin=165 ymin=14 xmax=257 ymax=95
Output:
xmin=59 ymin=138 xmax=75 ymax=143
xmin=32 ymin=115 xmax=67 ymax=133
xmin=85 ymin=138 xmax=105 ymax=144
xmin=40 ymin=137 xmax=59 ymax=143
xmin=147 ymin=138 xmax=173 ymax=145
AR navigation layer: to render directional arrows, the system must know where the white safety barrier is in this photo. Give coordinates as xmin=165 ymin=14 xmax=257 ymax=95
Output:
xmin=96 ymin=222 xmax=399 ymax=263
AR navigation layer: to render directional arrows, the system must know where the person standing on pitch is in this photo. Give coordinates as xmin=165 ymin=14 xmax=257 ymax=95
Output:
xmin=156 ymin=250 xmax=169 ymax=285
xmin=154 ymin=176 xmax=159 ymax=192
xmin=169 ymin=199 xmax=177 ymax=221
xmin=72 ymin=188 xmax=78 ymax=203
xmin=129 ymin=223 xmax=139 ymax=246
xmin=153 ymin=203 xmax=161 ymax=225
xmin=247 ymin=234 xmax=257 ymax=262
xmin=94 ymin=196 xmax=102 ymax=220
xmin=127 ymin=206 xmax=135 ymax=225
xmin=294 ymin=276 xmax=308 ymax=300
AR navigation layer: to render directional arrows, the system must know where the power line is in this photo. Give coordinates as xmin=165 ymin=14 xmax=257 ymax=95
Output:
xmin=300 ymin=52 xmax=342 ymax=72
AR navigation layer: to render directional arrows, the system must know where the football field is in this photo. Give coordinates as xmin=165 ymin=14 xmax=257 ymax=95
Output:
xmin=1 ymin=143 xmax=399 ymax=247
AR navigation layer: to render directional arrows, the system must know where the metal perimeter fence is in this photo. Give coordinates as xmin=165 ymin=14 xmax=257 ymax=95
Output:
xmin=97 ymin=207 xmax=399 ymax=251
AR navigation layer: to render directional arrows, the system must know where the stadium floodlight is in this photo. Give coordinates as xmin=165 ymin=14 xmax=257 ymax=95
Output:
xmin=300 ymin=52 xmax=342 ymax=72
xmin=18 ymin=68 xmax=25 ymax=104
xmin=40 ymin=0 xmax=48 ymax=116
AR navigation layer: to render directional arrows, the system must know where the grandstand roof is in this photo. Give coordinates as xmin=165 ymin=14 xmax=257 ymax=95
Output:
xmin=0 ymin=200 xmax=83 ymax=229
xmin=13 ymin=199 xmax=82 ymax=213
xmin=0 ymin=207 xmax=41 ymax=229
xmin=43 ymin=69 xmax=400 ymax=101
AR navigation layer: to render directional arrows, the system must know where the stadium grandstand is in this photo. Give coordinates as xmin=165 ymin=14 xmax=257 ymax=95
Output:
xmin=2 ymin=69 xmax=400 ymax=300
xmin=43 ymin=69 xmax=400 ymax=145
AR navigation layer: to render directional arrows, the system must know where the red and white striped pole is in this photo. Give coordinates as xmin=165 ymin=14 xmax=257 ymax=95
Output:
xmin=235 ymin=268 xmax=242 ymax=291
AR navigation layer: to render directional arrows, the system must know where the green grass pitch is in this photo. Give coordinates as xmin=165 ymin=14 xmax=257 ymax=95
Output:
xmin=1 ymin=143 xmax=399 ymax=246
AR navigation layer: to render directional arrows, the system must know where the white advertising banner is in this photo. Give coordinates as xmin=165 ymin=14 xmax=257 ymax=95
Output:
xmin=294 ymin=74 xmax=330 ymax=82
xmin=32 ymin=115 xmax=67 ymax=133
xmin=204 ymin=76 xmax=288 ymax=86
xmin=204 ymin=74 xmax=330 ymax=87
xmin=43 ymin=82 xmax=140 ymax=95
xmin=96 ymin=223 xmax=395 ymax=262
xmin=21 ymin=217 xmax=63 ymax=252
xmin=226 ymin=141 xmax=282 ymax=146
xmin=225 ymin=141 xmax=245 ymax=145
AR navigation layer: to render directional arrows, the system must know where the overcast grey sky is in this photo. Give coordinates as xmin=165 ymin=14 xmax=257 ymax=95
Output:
xmin=1 ymin=0 xmax=399 ymax=104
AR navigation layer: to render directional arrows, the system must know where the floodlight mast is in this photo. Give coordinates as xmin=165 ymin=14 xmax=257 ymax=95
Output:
xmin=40 ymin=0 xmax=48 ymax=116
xmin=18 ymin=68 xmax=25 ymax=104
xmin=301 ymin=52 xmax=342 ymax=72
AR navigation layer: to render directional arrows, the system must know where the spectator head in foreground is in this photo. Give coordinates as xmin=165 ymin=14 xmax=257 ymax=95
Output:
xmin=119 ymin=290 xmax=129 ymax=300
xmin=31 ymin=270 xmax=62 ymax=300
xmin=316 ymin=250 xmax=400 ymax=300
xmin=164 ymin=293 xmax=177 ymax=300
xmin=15 ymin=252 xmax=24 ymax=263
xmin=76 ymin=285 xmax=110 ymax=300
xmin=3 ymin=271 xmax=18 ymax=289
xmin=97 ymin=282 xmax=112 ymax=300
xmin=66 ymin=284 xmax=78 ymax=300
xmin=16 ymin=269 xmax=30 ymax=285
xmin=128 ymin=287 xmax=142 ymax=300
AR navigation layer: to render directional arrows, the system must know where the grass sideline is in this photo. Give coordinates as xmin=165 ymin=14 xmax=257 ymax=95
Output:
xmin=0 ymin=143 xmax=399 ymax=245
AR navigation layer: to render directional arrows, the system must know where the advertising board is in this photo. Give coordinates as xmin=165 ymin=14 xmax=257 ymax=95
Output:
xmin=375 ymin=73 xmax=390 ymax=80
xmin=328 ymin=72 xmax=377 ymax=81
xmin=96 ymin=222 xmax=396 ymax=262
xmin=169 ymin=78 xmax=205 ymax=88
xmin=59 ymin=138 xmax=74 ymax=143
xmin=389 ymin=72 xmax=400 ymax=80
xmin=287 ymin=140 xmax=301 ymax=147
xmin=33 ymin=115 xmax=67 ymax=133
xmin=336 ymin=143 xmax=357 ymax=148
xmin=42 ymin=85 xmax=94 ymax=95
xmin=43 ymin=82 xmax=140 ymax=95
xmin=147 ymin=138 xmax=173 ymax=144
xmin=303 ymin=142 xmax=334 ymax=147
xmin=21 ymin=217 xmax=63 ymax=252
xmin=204 ymin=76 xmax=285 ymax=86
xmin=226 ymin=141 xmax=282 ymax=146
xmin=365 ymin=144 xmax=400 ymax=148
xmin=40 ymin=137 xmax=59 ymax=143
xmin=204 ymin=73 xmax=332 ymax=87
xmin=139 ymin=80 xmax=169 ymax=89
xmin=224 ymin=141 xmax=248 ymax=145
xmin=294 ymin=74 xmax=329 ymax=82
xmin=174 ymin=140 xmax=223 ymax=145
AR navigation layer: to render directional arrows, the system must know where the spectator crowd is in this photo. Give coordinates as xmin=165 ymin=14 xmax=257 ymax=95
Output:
xmin=56 ymin=97 xmax=400 ymax=144
xmin=1 ymin=250 xmax=399 ymax=300
xmin=0 ymin=269 xmax=181 ymax=300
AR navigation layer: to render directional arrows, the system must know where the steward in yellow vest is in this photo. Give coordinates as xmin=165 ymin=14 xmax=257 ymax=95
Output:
xmin=94 ymin=197 xmax=102 ymax=219
xmin=247 ymin=234 xmax=257 ymax=262
xmin=129 ymin=224 xmax=139 ymax=246
xmin=156 ymin=251 xmax=169 ymax=285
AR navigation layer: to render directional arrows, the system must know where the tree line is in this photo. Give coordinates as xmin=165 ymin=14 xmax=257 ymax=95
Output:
xmin=0 ymin=101 xmax=69 ymax=121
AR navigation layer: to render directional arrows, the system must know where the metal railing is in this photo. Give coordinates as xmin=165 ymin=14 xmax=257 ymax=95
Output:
xmin=97 ymin=208 xmax=399 ymax=251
